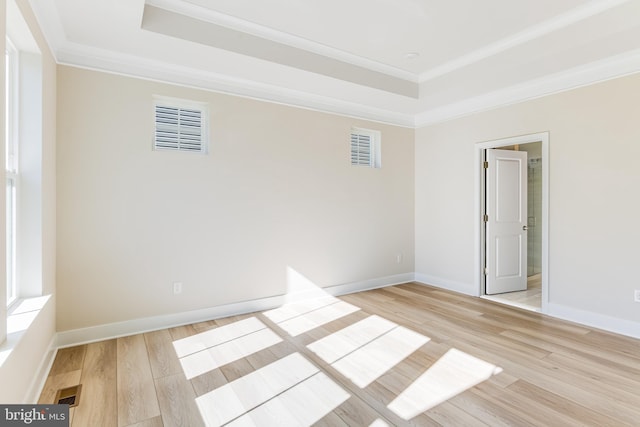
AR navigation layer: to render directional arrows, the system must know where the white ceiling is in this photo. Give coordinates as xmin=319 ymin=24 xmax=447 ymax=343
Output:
xmin=29 ymin=0 xmax=640 ymax=127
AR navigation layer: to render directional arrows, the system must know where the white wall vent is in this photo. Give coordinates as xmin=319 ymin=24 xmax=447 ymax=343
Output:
xmin=153 ymin=97 xmax=208 ymax=153
xmin=351 ymin=128 xmax=381 ymax=168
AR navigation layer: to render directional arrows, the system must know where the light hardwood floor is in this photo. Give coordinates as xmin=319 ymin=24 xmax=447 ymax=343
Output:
xmin=39 ymin=282 xmax=640 ymax=426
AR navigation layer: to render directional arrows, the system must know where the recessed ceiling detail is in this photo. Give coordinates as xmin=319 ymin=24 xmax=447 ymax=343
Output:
xmin=141 ymin=4 xmax=420 ymax=98
xmin=28 ymin=0 xmax=640 ymax=127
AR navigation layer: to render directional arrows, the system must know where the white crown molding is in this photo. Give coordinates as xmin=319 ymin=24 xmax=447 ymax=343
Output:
xmin=415 ymin=48 xmax=640 ymax=128
xmin=27 ymin=0 xmax=66 ymax=61
xmin=53 ymin=42 xmax=640 ymax=130
xmin=418 ymin=0 xmax=632 ymax=83
xmin=56 ymin=43 xmax=416 ymax=128
xmin=148 ymin=0 xmax=419 ymax=83
xmin=22 ymin=0 xmax=640 ymax=130
xmin=30 ymin=0 xmax=631 ymax=88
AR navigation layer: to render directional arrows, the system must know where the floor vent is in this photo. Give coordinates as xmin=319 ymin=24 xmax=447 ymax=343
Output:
xmin=55 ymin=385 xmax=81 ymax=407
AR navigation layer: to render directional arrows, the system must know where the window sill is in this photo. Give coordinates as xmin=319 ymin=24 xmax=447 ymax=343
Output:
xmin=0 ymin=295 xmax=51 ymax=367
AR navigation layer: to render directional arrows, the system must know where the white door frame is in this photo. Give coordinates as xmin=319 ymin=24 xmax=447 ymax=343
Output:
xmin=474 ymin=132 xmax=549 ymax=313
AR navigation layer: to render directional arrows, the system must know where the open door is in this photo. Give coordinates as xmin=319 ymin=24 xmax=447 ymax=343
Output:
xmin=485 ymin=149 xmax=527 ymax=295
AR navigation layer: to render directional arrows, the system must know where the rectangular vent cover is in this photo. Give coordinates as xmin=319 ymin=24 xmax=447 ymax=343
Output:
xmin=350 ymin=128 xmax=381 ymax=168
xmin=155 ymin=105 xmax=204 ymax=152
xmin=55 ymin=385 xmax=82 ymax=407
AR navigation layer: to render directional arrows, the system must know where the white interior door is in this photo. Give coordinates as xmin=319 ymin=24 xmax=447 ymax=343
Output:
xmin=485 ymin=149 xmax=527 ymax=294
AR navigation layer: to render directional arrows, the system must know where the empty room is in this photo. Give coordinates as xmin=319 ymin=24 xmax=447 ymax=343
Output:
xmin=2 ymin=0 xmax=640 ymax=426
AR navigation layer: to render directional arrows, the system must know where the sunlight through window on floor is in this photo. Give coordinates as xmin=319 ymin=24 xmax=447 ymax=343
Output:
xmin=263 ymin=296 xmax=340 ymax=324
xmin=173 ymin=317 xmax=267 ymax=358
xmin=178 ymin=327 xmax=282 ymax=379
xmin=226 ymin=371 xmax=350 ymax=426
xmin=307 ymin=315 xmax=398 ymax=363
xmin=307 ymin=315 xmax=430 ymax=388
xmin=387 ymin=348 xmax=502 ymax=420
xmin=195 ymin=351 xmax=350 ymax=427
xmin=265 ymin=297 xmax=360 ymax=337
xmin=196 ymin=352 xmax=321 ymax=426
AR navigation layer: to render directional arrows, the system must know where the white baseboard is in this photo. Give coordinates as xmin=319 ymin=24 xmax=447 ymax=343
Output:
xmin=48 ymin=273 xmax=640 ymax=365
xmin=325 ymin=273 xmax=415 ymax=296
xmin=546 ymin=302 xmax=640 ymax=340
xmin=415 ymin=273 xmax=640 ymax=339
xmin=414 ymin=273 xmax=475 ymax=296
xmin=25 ymin=334 xmax=58 ymax=403
xmin=56 ymin=273 xmax=415 ymax=348
xmin=56 ymin=295 xmax=285 ymax=348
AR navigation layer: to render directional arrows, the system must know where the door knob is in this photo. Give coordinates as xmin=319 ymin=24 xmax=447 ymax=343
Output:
xmin=523 ymin=225 xmax=528 ymax=231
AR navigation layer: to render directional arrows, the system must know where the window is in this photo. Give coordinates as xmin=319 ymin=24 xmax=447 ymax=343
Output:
xmin=350 ymin=128 xmax=381 ymax=168
xmin=153 ymin=97 xmax=208 ymax=153
xmin=5 ymin=39 xmax=18 ymax=307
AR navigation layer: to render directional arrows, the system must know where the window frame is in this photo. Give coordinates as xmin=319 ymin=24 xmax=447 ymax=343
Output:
xmin=5 ymin=38 xmax=19 ymax=308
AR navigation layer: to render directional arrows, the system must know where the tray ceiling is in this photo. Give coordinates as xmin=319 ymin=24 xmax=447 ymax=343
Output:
xmin=29 ymin=0 xmax=640 ymax=126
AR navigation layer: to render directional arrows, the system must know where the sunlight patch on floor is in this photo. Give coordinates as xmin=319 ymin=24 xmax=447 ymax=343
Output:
xmin=369 ymin=419 xmax=391 ymax=427
xmin=307 ymin=314 xmax=430 ymax=388
xmin=331 ymin=326 xmax=430 ymax=388
xmin=226 ymin=372 xmax=350 ymax=426
xmin=173 ymin=317 xmax=267 ymax=358
xmin=387 ymin=348 xmax=502 ymax=420
xmin=179 ymin=327 xmax=282 ymax=379
xmin=263 ymin=296 xmax=339 ymax=324
xmin=307 ymin=315 xmax=397 ymax=364
xmin=266 ymin=298 xmax=360 ymax=337
xmin=196 ymin=352 xmax=320 ymax=426
xmin=173 ymin=291 xmax=502 ymax=424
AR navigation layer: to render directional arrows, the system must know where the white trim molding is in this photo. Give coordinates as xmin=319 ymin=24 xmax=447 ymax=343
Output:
xmin=146 ymin=0 xmax=418 ymax=83
xmin=546 ymin=302 xmax=640 ymax=340
xmin=325 ymin=273 xmax=415 ymax=297
xmin=56 ymin=273 xmax=416 ymax=348
xmin=53 ymin=44 xmax=640 ymax=130
xmin=415 ymin=49 xmax=640 ymax=128
xmin=56 ymin=43 xmax=416 ymax=128
xmin=25 ymin=334 xmax=57 ymax=403
xmin=28 ymin=0 xmax=640 ymax=129
xmin=417 ymin=0 xmax=632 ymax=83
xmin=414 ymin=273 xmax=476 ymax=296
xmin=56 ymin=295 xmax=285 ymax=348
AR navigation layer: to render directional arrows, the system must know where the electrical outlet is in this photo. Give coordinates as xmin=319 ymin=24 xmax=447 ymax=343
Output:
xmin=173 ymin=282 xmax=183 ymax=295
xmin=634 ymin=290 xmax=640 ymax=303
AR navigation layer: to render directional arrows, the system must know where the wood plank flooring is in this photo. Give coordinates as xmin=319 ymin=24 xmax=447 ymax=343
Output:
xmin=39 ymin=282 xmax=640 ymax=426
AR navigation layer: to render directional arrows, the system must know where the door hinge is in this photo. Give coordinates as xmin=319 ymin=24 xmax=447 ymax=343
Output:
xmin=484 ymin=267 xmax=488 ymax=275
xmin=483 ymin=161 xmax=489 ymax=169
xmin=483 ymin=214 xmax=488 ymax=222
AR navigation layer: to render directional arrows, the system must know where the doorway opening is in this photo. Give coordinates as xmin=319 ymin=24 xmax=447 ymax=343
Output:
xmin=474 ymin=133 xmax=549 ymax=313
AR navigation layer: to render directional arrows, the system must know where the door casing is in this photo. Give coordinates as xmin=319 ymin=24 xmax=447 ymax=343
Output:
xmin=474 ymin=132 xmax=549 ymax=313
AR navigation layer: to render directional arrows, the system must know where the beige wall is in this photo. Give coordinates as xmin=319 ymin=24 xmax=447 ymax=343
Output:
xmin=416 ymin=72 xmax=640 ymax=325
xmin=56 ymin=66 xmax=415 ymax=331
